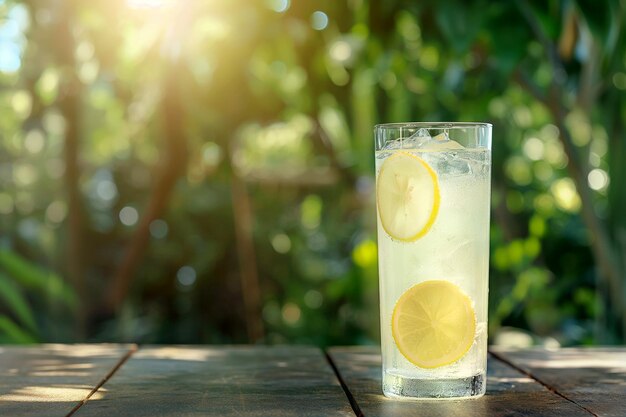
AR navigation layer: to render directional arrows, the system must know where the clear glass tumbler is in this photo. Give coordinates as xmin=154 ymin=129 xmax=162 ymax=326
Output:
xmin=375 ymin=122 xmax=492 ymax=399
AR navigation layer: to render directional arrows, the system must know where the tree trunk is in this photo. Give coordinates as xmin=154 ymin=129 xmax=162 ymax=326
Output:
xmin=56 ymin=1 xmax=86 ymax=339
xmin=229 ymin=171 xmax=264 ymax=342
xmin=105 ymin=59 xmax=187 ymax=314
xmin=607 ymin=93 xmax=626 ymax=341
xmin=516 ymin=0 xmax=625 ymax=341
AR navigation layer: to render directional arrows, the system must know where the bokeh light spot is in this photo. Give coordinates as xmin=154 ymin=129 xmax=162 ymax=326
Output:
xmin=533 ymin=193 xmax=555 ymax=214
xmin=352 ymin=239 xmax=377 ymax=268
xmin=42 ymin=111 xmax=66 ymax=135
xmin=613 ymin=72 xmax=626 ymax=90
xmin=505 ymin=156 xmax=532 ymax=186
xmin=36 ymin=69 xmax=59 ymax=104
xmin=304 ymin=290 xmax=323 ymax=309
xmin=419 ymin=45 xmax=439 ymax=71
xmin=590 ymin=132 xmax=608 ymax=157
xmin=24 ymin=130 xmax=45 ymax=154
xmin=513 ymin=106 xmax=532 ymax=128
xmin=282 ymin=302 xmax=301 ymax=325
xmin=76 ymin=41 xmax=95 ymax=62
xmin=271 ymin=233 xmax=291 ymax=254
xmin=566 ymin=110 xmax=591 ymax=146
xmin=14 ymin=164 xmax=38 ymax=186
xmin=551 ymin=178 xmax=581 ymax=212
xmin=329 ymin=40 xmax=352 ymax=63
xmin=544 ymin=140 xmax=567 ymax=168
xmin=380 ymin=72 xmax=397 ymax=90
xmin=11 ymin=90 xmax=32 ymax=119
xmin=177 ymin=266 xmax=197 ymax=287
xmin=301 ymin=195 xmax=322 ymax=229
xmin=587 ymin=168 xmax=609 ymax=191
xmin=96 ymin=180 xmax=118 ymax=202
xmin=267 ymin=0 xmax=289 ymax=13
xmin=46 ymin=201 xmax=68 ymax=224
xmin=523 ymin=137 xmax=544 ymax=161
xmin=78 ymin=61 xmax=99 ymax=84
xmin=529 ymin=215 xmax=546 ymax=237
xmin=488 ymin=98 xmax=506 ymax=118
xmin=150 ymin=219 xmax=168 ymax=239
xmin=524 ymin=237 xmax=541 ymax=258
xmin=311 ymin=11 xmax=328 ymax=31
xmin=533 ymin=161 xmax=553 ymax=182
xmin=119 ymin=206 xmax=139 ymax=226
xmin=0 ymin=43 xmax=21 ymax=73
xmin=507 ymin=240 xmax=525 ymax=266
xmin=17 ymin=218 xmax=39 ymax=240
xmin=201 ymin=142 xmax=222 ymax=168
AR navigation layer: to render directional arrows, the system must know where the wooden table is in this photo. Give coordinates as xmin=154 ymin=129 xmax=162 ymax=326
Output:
xmin=1 ymin=345 xmax=624 ymax=416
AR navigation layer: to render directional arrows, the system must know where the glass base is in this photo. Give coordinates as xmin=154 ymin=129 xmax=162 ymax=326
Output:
xmin=383 ymin=371 xmax=486 ymax=400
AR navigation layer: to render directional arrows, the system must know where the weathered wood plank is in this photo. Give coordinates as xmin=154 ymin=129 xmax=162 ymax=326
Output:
xmin=492 ymin=347 xmax=626 ymax=417
xmin=0 ymin=344 xmax=134 ymax=417
xmin=75 ymin=345 xmax=353 ymax=417
xmin=328 ymin=346 xmax=591 ymax=417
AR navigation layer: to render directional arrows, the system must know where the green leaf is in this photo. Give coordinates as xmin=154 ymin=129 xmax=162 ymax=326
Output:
xmin=0 ymin=272 xmax=38 ymax=332
xmin=574 ymin=0 xmax=614 ymax=46
xmin=487 ymin=4 xmax=533 ymax=74
xmin=0 ymin=250 xmax=77 ymax=310
xmin=435 ymin=0 xmax=484 ymax=55
xmin=0 ymin=315 xmax=37 ymax=344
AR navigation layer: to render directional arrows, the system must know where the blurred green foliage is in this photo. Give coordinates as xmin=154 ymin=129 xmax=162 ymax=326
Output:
xmin=0 ymin=250 xmax=76 ymax=343
xmin=0 ymin=0 xmax=625 ymax=346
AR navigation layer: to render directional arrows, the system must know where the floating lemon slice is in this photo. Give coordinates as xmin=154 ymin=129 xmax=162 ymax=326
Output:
xmin=376 ymin=152 xmax=440 ymax=242
xmin=392 ymin=280 xmax=476 ymax=369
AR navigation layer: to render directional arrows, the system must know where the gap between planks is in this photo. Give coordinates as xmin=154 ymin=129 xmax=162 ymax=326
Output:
xmin=325 ymin=349 xmax=600 ymax=417
xmin=488 ymin=350 xmax=598 ymax=417
xmin=324 ymin=351 xmax=363 ymax=417
xmin=65 ymin=344 xmax=138 ymax=417
xmin=61 ymin=346 xmax=597 ymax=417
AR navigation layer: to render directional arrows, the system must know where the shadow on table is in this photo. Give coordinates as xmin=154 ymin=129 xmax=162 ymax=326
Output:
xmin=0 ymin=344 xmax=132 ymax=416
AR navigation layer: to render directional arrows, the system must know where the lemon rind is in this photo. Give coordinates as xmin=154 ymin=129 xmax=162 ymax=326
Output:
xmin=376 ymin=151 xmax=440 ymax=242
xmin=391 ymin=280 xmax=477 ymax=369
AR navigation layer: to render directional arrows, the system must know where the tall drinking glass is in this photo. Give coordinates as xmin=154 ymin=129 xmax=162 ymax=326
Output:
xmin=375 ymin=122 xmax=492 ymax=399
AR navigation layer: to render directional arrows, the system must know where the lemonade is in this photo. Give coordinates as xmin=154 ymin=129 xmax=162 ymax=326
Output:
xmin=375 ymin=123 xmax=491 ymax=399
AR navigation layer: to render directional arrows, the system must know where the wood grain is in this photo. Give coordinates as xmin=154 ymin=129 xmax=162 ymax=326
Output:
xmin=328 ymin=346 xmax=591 ymax=417
xmin=0 ymin=344 xmax=134 ymax=417
xmin=492 ymin=347 xmax=626 ymax=417
xmin=74 ymin=345 xmax=353 ymax=417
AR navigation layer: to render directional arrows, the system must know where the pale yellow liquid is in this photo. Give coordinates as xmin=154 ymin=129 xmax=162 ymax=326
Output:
xmin=376 ymin=147 xmax=491 ymax=398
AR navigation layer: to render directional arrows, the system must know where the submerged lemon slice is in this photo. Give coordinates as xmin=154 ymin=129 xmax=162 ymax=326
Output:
xmin=376 ymin=152 xmax=439 ymax=242
xmin=392 ymin=280 xmax=476 ymax=369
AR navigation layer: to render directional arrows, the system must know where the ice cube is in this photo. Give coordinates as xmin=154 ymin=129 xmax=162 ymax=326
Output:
xmin=381 ymin=128 xmax=431 ymax=150
xmin=417 ymin=130 xmax=464 ymax=151
xmin=381 ymin=128 xmax=464 ymax=151
xmin=414 ymin=128 xmax=431 ymax=139
xmin=437 ymin=151 xmax=473 ymax=176
xmin=381 ymin=140 xmax=404 ymax=150
xmin=404 ymin=128 xmax=433 ymax=148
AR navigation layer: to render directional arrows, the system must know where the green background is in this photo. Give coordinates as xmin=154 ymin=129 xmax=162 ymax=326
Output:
xmin=0 ymin=0 xmax=625 ymax=346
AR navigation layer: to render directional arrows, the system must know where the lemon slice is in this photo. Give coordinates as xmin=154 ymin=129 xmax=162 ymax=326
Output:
xmin=376 ymin=152 xmax=440 ymax=242
xmin=392 ymin=280 xmax=476 ymax=369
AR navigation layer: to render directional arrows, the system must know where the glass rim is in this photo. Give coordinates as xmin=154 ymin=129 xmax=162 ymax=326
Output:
xmin=375 ymin=122 xmax=492 ymax=130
